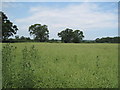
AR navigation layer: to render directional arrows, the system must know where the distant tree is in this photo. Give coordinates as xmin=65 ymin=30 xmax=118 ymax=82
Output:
xmin=20 ymin=36 xmax=26 ymax=40
xmin=58 ymin=28 xmax=84 ymax=43
xmin=26 ymin=37 xmax=31 ymax=40
xmin=58 ymin=28 xmax=73 ymax=43
xmin=1 ymin=12 xmax=18 ymax=40
xmin=15 ymin=35 xmax=19 ymax=40
xmin=95 ymin=37 xmax=120 ymax=43
xmin=49 ymin=38 xmax=60 ymax=43
xmin=19 ymin=36 xmax=31 ymax=41
xmin=29 ymin=24 xmax=49 ymax=42
xmin=95 ymin=38 xmax=100 ymax=43
xmin=112 ymin=37 xmax=120 ymax=43
xmin=72 ymin=30 xmax=84 ymax=43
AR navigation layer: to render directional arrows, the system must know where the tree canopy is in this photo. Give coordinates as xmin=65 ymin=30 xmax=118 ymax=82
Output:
xmin=95 ymin=37 xmax=120 ymax=43
xmin=29 ymin=24 xmax=49 ymax=42
xmin=1 ymin=12 xmax=18 ymax=40
xmin=58 ymin=28 xmax=84 ymax=43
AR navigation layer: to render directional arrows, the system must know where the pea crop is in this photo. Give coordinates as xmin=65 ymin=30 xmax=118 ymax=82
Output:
xmin=2 ymin=43 xmax=118 ymax=88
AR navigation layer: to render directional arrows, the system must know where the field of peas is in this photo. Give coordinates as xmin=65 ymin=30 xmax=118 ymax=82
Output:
xmin=1 ymin=43 xmax=118 ymax=88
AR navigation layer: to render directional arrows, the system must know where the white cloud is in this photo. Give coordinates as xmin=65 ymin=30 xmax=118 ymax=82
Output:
xmin=15 ymin=3 xmax=118 ymax=39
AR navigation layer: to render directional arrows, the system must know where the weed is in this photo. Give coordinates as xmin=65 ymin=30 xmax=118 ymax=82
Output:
xmin=2 ymin=43 xmax=118 ymax=88
xmin=2 ymin=44 xmax=17 ymax=88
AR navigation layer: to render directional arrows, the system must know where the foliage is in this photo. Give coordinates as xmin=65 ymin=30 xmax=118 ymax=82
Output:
xmin=29 ymin=24 xmax=49 ymax=42
xmin=82 ymin=40 xmax=95 ymax=43
xmin=2 ymin=44 xmax=17 ymax=88
xmin=48 ymin=39 xmax=61 ymax=43
xmin=2 ymin=44 xmax=39 ymax=88
xmin=58 ymin=28 xmax=84 ymax=43
xmin=95 ymin=37 xmax=120 ymax=43
xmin=2 ymin=43 xmax=118 ymax=88
xmin=15 ymin=36 xmax=31 ymax=41
xmin=72 ymin=30 xmax=84 ymax=43
xmin=2 ymin=36 xmax=32 ymax=43
xmin=15 ymin=35 xmax=19 ymax=40
xmin=1 ymin=12 xmax=18 ymax=40
xmin=18 ymin=46 xmax=38 ymax=88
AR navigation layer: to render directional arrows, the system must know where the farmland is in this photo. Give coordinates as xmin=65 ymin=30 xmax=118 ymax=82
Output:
xmin=2 ymin=43 xmax=118 ymax=88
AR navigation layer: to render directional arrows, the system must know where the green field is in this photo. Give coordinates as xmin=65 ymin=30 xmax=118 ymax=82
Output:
xmin=2 ymin=43 xmax=118 ymax=88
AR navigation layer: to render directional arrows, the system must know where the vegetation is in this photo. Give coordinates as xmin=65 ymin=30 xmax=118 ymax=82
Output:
xmin=1 ymin=12 xmax=18 ymax=41
xmin=2 ymin=43 xmax=118 ymax=88
xmin=1 ymin=11 xmax=118 ymax=88
xmin=1 ymin=12 xmax=119 ymax=43
xmin=95 ymin=37 xmax=120 ymax=43
xmin=29 ymin=24 xmax=49 ymax=42
xmin=48 ymin=39 xmax=61 ymax=43
xmin=58 ymin=28 xmax=84 ymax=43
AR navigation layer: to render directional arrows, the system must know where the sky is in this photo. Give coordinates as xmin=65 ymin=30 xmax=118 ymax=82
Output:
xmin=2 ymin=2 xmax=118 ymax=40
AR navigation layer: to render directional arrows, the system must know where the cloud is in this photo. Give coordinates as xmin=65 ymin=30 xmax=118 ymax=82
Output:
xmin=15 ymin=3 xmax=118 ymax=39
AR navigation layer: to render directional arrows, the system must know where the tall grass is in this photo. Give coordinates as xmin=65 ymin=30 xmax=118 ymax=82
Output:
xmin=2 ymin=43 xmax=118 ymax=88
xmin=2 ymin=44 xmax=39 ymax=88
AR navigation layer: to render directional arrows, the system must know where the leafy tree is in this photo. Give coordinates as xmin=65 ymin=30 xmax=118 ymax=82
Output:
xmin=20 ymin=36 xmax=26 ymax=40
xmin=95 ymin=38 xmax=100 ymax=43
xmin=29 ymin=24 xmax=49 ymax=42
xmin=72 ymin=30 xmax=84 ymax=43
xmin=1 ymin=12 xmax=18 ymax=40
xmin=58 ymin=28 xmax=73 ymax=43
xmin=15 ymin=35 xmax=19 ymax=40
xmin=95 ymin=37 xmax=120 ymax=43
xmin=58 ymin=28 xmax=84 ymax=43
xmin=19 ymin=36 xmax=31 ymax=41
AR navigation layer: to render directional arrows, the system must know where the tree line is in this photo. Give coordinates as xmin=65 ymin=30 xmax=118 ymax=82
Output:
xmin=95 ymin=37 xmax=120 ymax=43
xmin=1 ymin=12 xmax=84 ymax=43
xmin=1 ymin=12 xmax=119 ymax=43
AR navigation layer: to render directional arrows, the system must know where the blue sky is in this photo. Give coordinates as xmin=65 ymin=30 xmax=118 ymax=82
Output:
xmin=2 ymin=2 xmax=118 ymax=40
